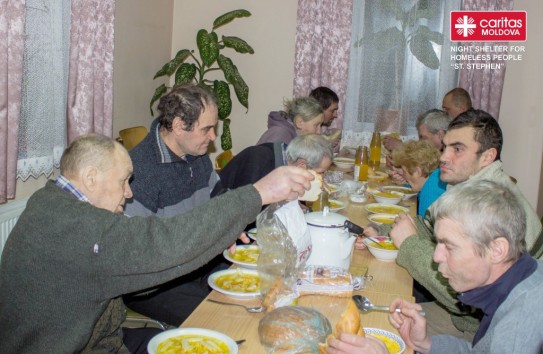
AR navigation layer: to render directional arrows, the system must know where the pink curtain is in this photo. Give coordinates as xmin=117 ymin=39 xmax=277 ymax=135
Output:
xmin=67 ymin=0 xmax=115 ymax=143
xmin=293 ymin=0 xmax=353 ymax=130
xmin=458 ymin=0 xmax=514 ymax=120
xmin=0 ymin=0 xmax=25 ymax=203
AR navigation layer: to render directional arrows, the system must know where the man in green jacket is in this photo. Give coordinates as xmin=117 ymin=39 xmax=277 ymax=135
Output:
xmin=0 ymin=134 xmax=314 ymax=353
xmin=365 ymin=110 xmax=542 ymax=339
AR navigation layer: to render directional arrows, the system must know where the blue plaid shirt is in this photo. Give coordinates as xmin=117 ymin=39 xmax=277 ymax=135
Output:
xmin=54 ymin=175 xmax=91 ymax=204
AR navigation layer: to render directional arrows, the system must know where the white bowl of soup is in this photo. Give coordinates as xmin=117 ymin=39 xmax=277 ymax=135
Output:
xmin=148 ymin=328 xmax=238 ymax=354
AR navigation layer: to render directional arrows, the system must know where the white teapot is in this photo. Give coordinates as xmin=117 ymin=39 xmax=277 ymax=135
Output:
xmin=304 ymin=208 xmax=362 ymax=271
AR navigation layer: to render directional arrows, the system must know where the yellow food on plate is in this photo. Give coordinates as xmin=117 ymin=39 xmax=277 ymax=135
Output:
xmin=368 ymin=241 xmax=398 ymax=251
xmin=383 ymin=186 xmax=415 ymax=194
xmin=230 ymin=247 xmax=259 ymax=264
xmin=367 ymin=171 xmax=387 ymax=181
xmin=373 ymin=191 xmax=402 ymax=198
xmin=329 ymin=200 xmax=343 ymax=208
xmin=366 ymin=205 xmax=406 ymax=215
xmin=370 ymin=217 xmax=394 ymax=225
xmin=369 ymin=333 xmax=401 ymax=354
xmin=157 ymin=334 xmax=230 ymax=354
xmin=215 ymin=271 xmax=260 ymax=293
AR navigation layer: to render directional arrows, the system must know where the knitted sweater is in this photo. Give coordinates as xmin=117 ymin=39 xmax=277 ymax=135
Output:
xmin=124 ymin=118 xmax=220 ymax=217
xmin=0 ymin=181 xmax=261 ymax=353
xmin=256 ymin=111 xmax=297 ymax=145
xmin=429 ymin=260 xmax=543 ymax=354
xmin=394 ymin=161 xmax=543 ymax=334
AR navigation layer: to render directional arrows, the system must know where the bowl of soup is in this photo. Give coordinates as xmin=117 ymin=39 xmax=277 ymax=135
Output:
xmin=367 ymin=213 xmax=396 ymax=226
xmin=148 ymin=328 xmax=237 ymax=354
xmin=363 ymin=237 xmax=399 ymax=262
xmin=371 ymin=190 xmax=404 ymax=205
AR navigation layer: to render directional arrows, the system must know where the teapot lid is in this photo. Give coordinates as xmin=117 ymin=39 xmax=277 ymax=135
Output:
xmin=305 ymin=208 xmax=348 ymax=227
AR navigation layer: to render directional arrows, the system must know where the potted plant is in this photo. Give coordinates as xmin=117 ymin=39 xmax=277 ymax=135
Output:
xmin=150 ymin=9 xmax=254 ymax=151
xmin=356 ymin=0 xmax=443 ymax=130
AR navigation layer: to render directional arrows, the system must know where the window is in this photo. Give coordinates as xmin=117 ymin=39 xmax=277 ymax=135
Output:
xmin=342 ymin=0 xmax=460 ymax=147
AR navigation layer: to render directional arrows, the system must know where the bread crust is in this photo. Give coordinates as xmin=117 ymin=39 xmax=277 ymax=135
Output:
xmin=318 ymin=299 xmax=364 ymax=352
xmin=298 ymin=170 xmax=323 ymax=202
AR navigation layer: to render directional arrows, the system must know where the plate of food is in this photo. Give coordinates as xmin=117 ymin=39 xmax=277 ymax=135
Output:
xmin=381 ymin=185 xmax=418 ymax=200
xmin=245 ymin=228 xmax=257 ymax=241
xmin=367 ymin=170 xmax=388 ymax=181
xmin=367 ymin=213 xmax=396 ymax=226
xmin=328 ymin=199 xmax=346 ymax=212
xmin=147 ymin=327 xmax=238 ymax=354
xmin=223 ymin=245 xmax=259 ymax=269
xmin=208 ymin=269 xmax=261 ymax=300
xmin=364 ymin=328 xmax=405 ymax=354
xmin=365 ymin=203 xmax=409 ymax=215
xmin=333 ymin=157 xmax=355 ymax=171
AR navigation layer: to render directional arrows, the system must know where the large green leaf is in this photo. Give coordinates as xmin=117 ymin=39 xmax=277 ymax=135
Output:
xmin=149 ymin=84 xmax=168 ymax=116
xmin=222 ymin=36 xmax=254 ymax=54
xmin=221 ymin=118 xmax=232 ymax=151
xmin=409 ymin=0 xmax=439 ymax=22
xmin=213 ymin=9 xmax=251 ymax=30
xmin=381 ymin=0 xmax=404 ymax=21
xmin=415 ymin=25 xmax=444 ymax=45
xmin=232 ymin=67 xmax=249 ymax=110
xmin=217 ymin=54 xmax=236 ymax=83
xmin=213 ymin=80 xmax=232 ymax=120
xmin=357 ymin=27 xmax=405 ymax=52
xmin=409 ymin=33 xmax=440 ymax=69
xmin=174 ymin=63 xmax=197 ymax=86
xmin=153 ymin=49 xmax=191 ymax=79
xmin=197 ymin=29 xmax=219 ymax=67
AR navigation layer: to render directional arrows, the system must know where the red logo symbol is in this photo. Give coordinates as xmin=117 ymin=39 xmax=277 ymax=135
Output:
xmin=450 ymin=11 xmax=526 ymax=42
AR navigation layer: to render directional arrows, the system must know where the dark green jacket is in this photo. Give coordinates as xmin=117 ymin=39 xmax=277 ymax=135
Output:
xmin=0 ymin=181 xmax=261 ymax=353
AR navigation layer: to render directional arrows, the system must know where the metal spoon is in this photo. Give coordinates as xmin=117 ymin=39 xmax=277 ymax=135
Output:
xmin=206 ymin=299 xmax=265 ymax=313
xmin=352 ymin=295 xmax=425 ymax=316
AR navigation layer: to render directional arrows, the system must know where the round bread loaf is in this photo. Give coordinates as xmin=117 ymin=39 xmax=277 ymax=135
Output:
xmin=258 ymin=306 xmax=332 ymax=350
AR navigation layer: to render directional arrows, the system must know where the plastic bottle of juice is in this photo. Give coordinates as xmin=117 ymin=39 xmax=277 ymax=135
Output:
xmin=358 ymin=146 xmax=369 ymax=181
xmin=353 ymin=146 xmax=362 ymax=180
xmin=369 ymin=131 xmax=381 ymax=170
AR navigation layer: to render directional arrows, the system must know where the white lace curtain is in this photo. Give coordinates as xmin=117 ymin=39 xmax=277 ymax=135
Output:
xmin=1 ymin=0 xmax=115 ymax=195
xmin=342 ymin=0 xmax=460 ymax=149
xmin=17 ymin=0 xmax=70 ymax=180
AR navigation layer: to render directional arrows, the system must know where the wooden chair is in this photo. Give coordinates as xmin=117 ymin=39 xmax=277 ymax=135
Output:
xmin=118 ymin=126 xmax=148 ymax=151
xmin=215 ymin=150 xmax=233 ymax=171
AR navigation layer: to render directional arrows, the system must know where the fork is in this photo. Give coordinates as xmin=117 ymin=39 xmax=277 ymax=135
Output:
xmin=206 ymin=299 xmax=265 ymax=313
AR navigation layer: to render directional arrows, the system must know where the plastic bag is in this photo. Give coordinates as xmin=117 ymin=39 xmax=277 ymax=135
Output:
xmin=258 ymin=306 xmax=332 ymax=353
xmin=256 ymin=200 xmax=311 ymax=310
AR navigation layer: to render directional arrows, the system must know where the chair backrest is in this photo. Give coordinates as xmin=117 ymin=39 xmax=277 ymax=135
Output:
xmin=215 ymin=150 xmax=233 ymax=171
xmin=118 ymin=126 xmax=148 ymax=151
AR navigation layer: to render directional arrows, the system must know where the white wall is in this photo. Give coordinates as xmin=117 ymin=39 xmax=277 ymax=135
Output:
xmin=112 ymin=0 xmax=174 ymax=135
xmin=171 ymin=0 xmax=298 ymax=156
xmin=500 ymin=0 xmax=543 ymax=214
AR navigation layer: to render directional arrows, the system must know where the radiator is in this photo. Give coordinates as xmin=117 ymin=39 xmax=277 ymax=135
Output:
xmin=0 ymin=197 xmax=28 ymax=261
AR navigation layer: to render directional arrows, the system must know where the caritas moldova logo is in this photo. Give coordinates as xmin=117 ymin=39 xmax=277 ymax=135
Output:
xmin=450 ymin=11 xmax=526 ymax=42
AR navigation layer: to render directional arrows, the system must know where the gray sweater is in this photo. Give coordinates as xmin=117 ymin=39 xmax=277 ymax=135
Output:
xmin=394 ymin=161 xmax=543 ymax=334
xmin=430 ymin=260 xmax=543 ymax=353
xmin=0 ymin=181 xmax=261 ymax=353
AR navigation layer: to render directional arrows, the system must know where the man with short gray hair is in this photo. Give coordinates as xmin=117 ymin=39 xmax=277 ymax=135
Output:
xmin=331 ymin=180 xmax=543 ymax=354
xmin=220 ymin=134 xmax=333 ymax=192
xmin=416 ymin=109 xmax=452 ymax=150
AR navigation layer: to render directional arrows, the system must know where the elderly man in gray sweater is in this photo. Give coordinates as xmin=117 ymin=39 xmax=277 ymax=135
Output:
xmin=0 ymin=134 xmax=314 ymax=353
xmin=327 ymin=179 xmax=543 ymax=354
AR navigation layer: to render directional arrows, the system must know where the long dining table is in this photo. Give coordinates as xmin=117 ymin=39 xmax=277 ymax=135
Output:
xmin=180 ymin=173 xmax=417 ymax=353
